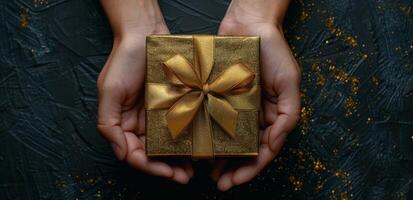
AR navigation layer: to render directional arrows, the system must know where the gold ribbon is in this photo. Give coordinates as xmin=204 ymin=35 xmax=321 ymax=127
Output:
xmin=146 ymin=35 xmax=260 ymax=158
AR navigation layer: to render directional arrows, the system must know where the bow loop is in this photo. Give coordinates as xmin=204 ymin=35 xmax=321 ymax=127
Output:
xmin=165 ymin=91 xmax=204 ymax=139
xmin=163 ymin=54 xmax=202 ymax=89
xmin=208 ymin=63 xmax=255 ymax=94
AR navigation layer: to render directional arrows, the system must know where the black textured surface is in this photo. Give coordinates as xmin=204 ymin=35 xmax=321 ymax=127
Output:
xmin=1 ymin=0 xmax=413 ymax=199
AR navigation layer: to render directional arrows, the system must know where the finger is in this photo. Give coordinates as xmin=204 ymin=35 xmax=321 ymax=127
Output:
xmin=232 ymin=131 xmax=288 ymax=186
xmin=217 ymin=170 xmax=234 ymax=192
xmin=120 ymin=105 xmax=139 ymax=132
xmin=268 ymin=77 xmax=300 ymax=152
xmin=182 ymin=161 xmax=194 ymax=179
xmin=97 ymin=85 xmax=127 ymax=160
xmin=211 ymin=159 xmax=228 ymax=181
xmin=171 ymin=165 xmax=191 ymax=184
xmin=137 ymin=105 xmax=145 ymax=135
xmin=263 ymin=99 xmax=278 ymax=125
xmin=170 ymin=160 xmax=193 ymax=184
xmin=124 ymin=132 xmax=174 ymax=178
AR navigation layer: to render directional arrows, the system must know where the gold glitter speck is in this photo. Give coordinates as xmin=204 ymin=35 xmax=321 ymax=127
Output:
xmin=33 ymin=0 xmax=48 ymax=7
xmin=289 ymin=176 xmax=303 ymax=191
xmin=325 ymin=16 xmax=358 ymax=47
xmin=372 ymin=76 xmax=380 ymax=86
xmin=20 ymin=9 xmax=28 ymax=29
xmin=341 ymin=192 xmax=348 ymax=200
xmin=300 ymin=106 xmax=313 ymax=135
xmin=334 ymin=170 xmax=349 ymax=178
xmin=313 ymin=160 xmax=326 ymax=172
xmin=345 ymin=36 xmax=358 ymax=47
xmin=400 ymin=5 xmax=411 ymax=15
xmin=350 ymin=77 xmax=360 ymax=95
xmin=344 ymin=96 xmax=358 ymax=117
xmin=312 ymin=64 xmax=326 ymax=86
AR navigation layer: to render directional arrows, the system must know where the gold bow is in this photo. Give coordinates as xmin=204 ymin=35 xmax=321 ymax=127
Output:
xmin=146 ymin=35 xmax=260 ymax=158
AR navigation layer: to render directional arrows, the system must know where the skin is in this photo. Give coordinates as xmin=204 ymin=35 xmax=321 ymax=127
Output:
xmin=97 ymin=0 xmax=300 ymax=191
xmin=97 ymin=0 xmax=193 ymax=184
xmin=212 ymin=0 xmax=301 ymax=191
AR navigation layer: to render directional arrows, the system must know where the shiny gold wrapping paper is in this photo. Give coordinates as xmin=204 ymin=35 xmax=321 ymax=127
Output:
xmin=145 ymin=35 xmax=260 ymax=157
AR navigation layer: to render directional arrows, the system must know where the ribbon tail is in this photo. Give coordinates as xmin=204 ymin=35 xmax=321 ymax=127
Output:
xmin=207 ymin=94 xmax=238 ymax=138
xmin=166 ymin=91 xmax=203 ymax=139
xmin=145 ymin=83 xmax=191 ymax=110
xmin=192 ymin=101 xmax=214 ymax=159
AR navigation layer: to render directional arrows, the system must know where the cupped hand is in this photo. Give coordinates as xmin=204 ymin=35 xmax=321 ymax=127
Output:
xmin=97 ymin=25 xmax=193 ymax=184
xmin=211 ymin=18 xmax=301 ymax=191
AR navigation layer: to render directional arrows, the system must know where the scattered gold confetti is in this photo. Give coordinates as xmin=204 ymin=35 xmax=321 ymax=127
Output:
xmin=400 ymin=5 xmax=411 ymax=15
xmin=350 ymin=77 xmax=360 ymax=95
xmin=344 ymin=96 xmax=358 ymax=117
xmin=341 ymin=192 xmax=348 ymax=200
xmin=289 ymin=176 xmax=303 ymax=191
xmin=329 ymin=65 xmax=349 ymax=82
xmin=312 ymin=64 xmax=326 ymax=86
xmin=300 ymin=106 xmax=313 ymax=135
xmin=396 ymin=191 xmax=405 ymax=199
xmin=367 ymin=117 xmax=372 ymax=124
xmin=372 ymin=76 xmax=380 ymax=86
xmin=330 ymin=190 xmax=338 ymax=200
xmin=20 ymin=9 xmax=28 ymax=29
xmin=334 ymin=170 xmax=349 ymax=178
xmin=33 ymin=0 xmax=48 ymax=7
xmin=301 ymin=11 xmax=309 ymax=21
xmin=315 ymin=180 xmax=325 ymax=192
xmin=345 ymin=36 xmax=358 ymax=47
xmin=325 ymin=17 xmax=335 ymax=27
xmin=313 ymin=160 xmax=326 ymax=172
xmin=325 ymin=16 xmax=358 ymax=47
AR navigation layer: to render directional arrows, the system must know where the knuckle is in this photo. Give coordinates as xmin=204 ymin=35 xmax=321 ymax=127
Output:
xmin=97 ymin=122 xmax=108 ymax=134
xmin=97 ymin=121 xmax=115 ymax=137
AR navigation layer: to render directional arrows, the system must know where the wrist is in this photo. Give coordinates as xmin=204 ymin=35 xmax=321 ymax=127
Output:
xmin=102 ymin=0 xmax=169 ymax=39
xmin=219 ymin=17 xmax=283 ymax=38
xmin=223 ymin=0 xmax=290 ymax=29
xmin=114 ymin=23 xmax=169 ymax=41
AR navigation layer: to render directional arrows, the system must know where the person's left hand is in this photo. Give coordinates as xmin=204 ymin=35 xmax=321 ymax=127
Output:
xmin=211 ymin=1 xmax=301 ymax=191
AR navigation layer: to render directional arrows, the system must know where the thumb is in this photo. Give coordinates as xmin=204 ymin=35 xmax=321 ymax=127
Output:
xmin=97 ymin=83 xmax=128 ymax=160
xmin=268 ymin=77 xmax=300 ymax=152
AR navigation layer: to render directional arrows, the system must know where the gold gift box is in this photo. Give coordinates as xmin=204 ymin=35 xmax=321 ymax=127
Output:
xmin=145 ymin=35 xmax=261 ymax=158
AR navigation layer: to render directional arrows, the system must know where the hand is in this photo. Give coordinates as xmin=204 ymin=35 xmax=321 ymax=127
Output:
xmin=97 ymin=0 xmax=193 ymax=184
xmin=211 ymin=0 xmax=301 ymax=191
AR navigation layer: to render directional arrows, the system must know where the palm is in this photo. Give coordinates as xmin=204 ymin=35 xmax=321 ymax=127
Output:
xmin=97 ymin=34 xmax=194 ymax=184
xmin=212 ymin=21 xmax=301 ymax=191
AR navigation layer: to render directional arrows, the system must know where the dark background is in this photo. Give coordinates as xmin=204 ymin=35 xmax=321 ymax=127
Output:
xmin=1 ymin=0 xmax=413 ymax=199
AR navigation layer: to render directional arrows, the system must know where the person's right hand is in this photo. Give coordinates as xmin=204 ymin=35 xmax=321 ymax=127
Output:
xmin=97 ymin=0 xmax=193 ymax=184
